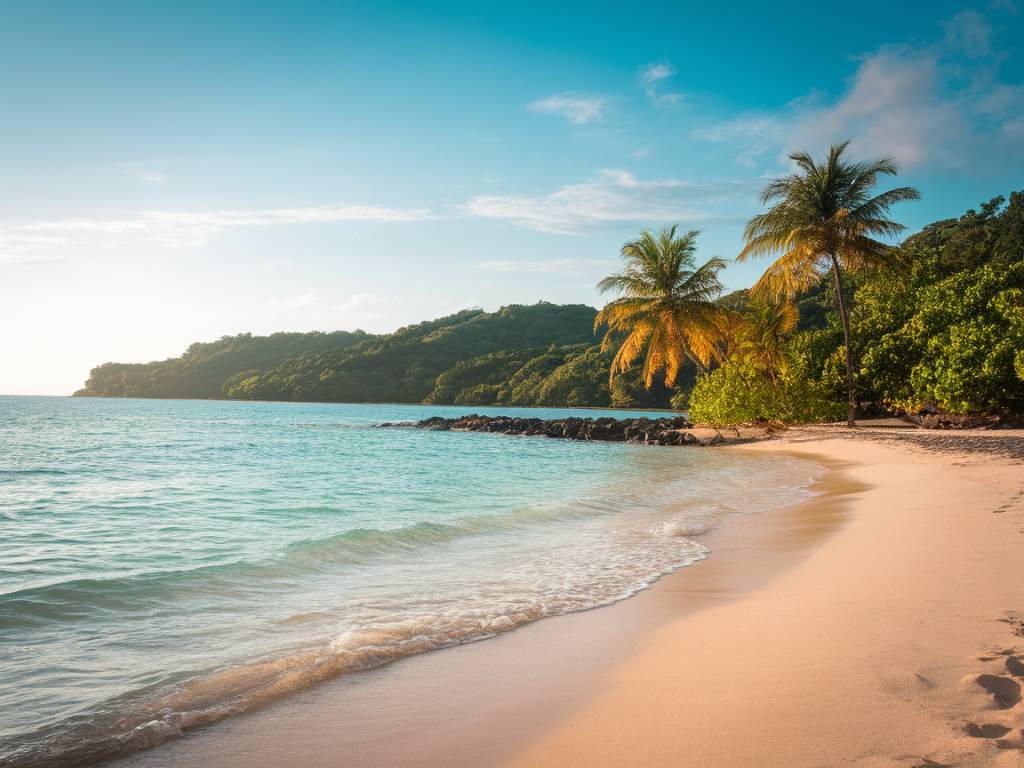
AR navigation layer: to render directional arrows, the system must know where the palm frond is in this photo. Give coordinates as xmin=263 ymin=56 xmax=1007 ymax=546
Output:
xmin=595 ymin=227 xmax=727 ymax=389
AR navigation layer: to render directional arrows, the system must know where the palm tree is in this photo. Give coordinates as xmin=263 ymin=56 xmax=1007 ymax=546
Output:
xmin=738 ymin=141 xmax=920 ymax=427
xmin=596 ymin=226 xmax=727 ymax=388
xmin=737 ymin=298 xmax=799 ymax=385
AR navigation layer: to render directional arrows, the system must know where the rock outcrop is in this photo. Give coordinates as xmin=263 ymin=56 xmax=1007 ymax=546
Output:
xmin=380 ymin=414 xmax=733 ymax=446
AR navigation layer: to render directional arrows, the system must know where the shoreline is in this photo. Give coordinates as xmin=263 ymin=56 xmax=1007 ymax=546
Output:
xmin=117 ymin=442 xmax=857 ymax=768
xmin=112 ymin=428 xmax=1024 ymax=768
xmin=508 ymin=428 xmax=1024 ymax=768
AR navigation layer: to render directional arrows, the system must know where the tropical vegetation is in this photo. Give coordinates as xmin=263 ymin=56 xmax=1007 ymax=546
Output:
xmin=76 ymin=181 xmax=1024 ymax=423
xmin=685 ymin=190 xmax=1024 ymax=424
xmin=595 ymin=226 xmax=727 ymax=387
xmin=736 ymin=142 xmax=920 ymax=426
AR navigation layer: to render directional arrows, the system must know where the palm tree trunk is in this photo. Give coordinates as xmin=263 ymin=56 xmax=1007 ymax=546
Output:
xmin=829 ymin=255 xmax=856 ymax=428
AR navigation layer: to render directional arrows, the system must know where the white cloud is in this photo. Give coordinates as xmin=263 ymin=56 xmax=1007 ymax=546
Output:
xmin=20 ymin=204 xmax=434 ymax=233
xmin=526 ymin=94 xmax=607 ymax=124
xmin=463 ymin=170 xmax=757 ymax=234
xmin=3 ymin=203 xmax=435 ymax=252
xmin=266 ymin=291 xmax=400 ymax=316
xmin=640 ymin=62 xmax=683 ymax=106
xmin=268 ymin=292 xmax=321 ymax=309
xmin=790 ymin=48 xmax=963 ymax=169
xmin=943 ymin=9 xmax=994 ymax=57
xmin=0 ymin=233 xmax=71 ymax=265
xmin=476 ymin=258 xmax=616 ymax=274
xmin=129 ymin=171 xmax=167 ymax=185
xmin=641 ymin=63 xmax=674 ymax=85
xmin=0 ymin=253 xmax=67 ymax=266
xmin=329 ymin=292 xmax=403 ymax=330
xmin=261 ymin=257 xmax=294 ymax=271
xmin=335 ymin=292 xmax=400 ymax=312
xmin=693 ymin=9 xmax=1024 ymax=171
xmin=693 ymin=114 xmax=793 ymax=167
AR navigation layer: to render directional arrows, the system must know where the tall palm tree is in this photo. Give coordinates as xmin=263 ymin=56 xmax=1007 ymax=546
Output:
xmin=596 ymin=226 xmax=727 ymax=388
xmin=738 ymin=141 xmax=920 ymax=427
xmin=737 ymin=298 xmax=799 ymax=385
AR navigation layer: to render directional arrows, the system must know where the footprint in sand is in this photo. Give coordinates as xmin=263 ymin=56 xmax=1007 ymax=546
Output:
xmin=1007 ymin=656 xmax=1024 ymax=677
xmin=953 ymin=616 xmax=1024 ymax=758
xmin=977 ymin=648 xmax=1018 ymax=662
xmin=974 ymin=674 xmax=1022 ymax=708
xmin=964 ymin=722 xmax=1013 ymax=738
xmin=995 ymin=734 xmax=1024 ymax=751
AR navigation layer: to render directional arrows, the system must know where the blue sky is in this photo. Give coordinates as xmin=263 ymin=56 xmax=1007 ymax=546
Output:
xmin=2 ymin=1 xmax=1022 ymax=394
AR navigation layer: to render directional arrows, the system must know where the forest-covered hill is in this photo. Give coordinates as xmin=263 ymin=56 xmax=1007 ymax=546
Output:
xmin=75 ymin=330 xmax=371 ymax=400
xmin=74 ymin=302 xmax=678 ymax=408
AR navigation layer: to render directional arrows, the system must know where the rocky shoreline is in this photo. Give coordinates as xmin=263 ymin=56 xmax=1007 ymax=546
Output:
xmin=379 ymin=414 xmax=752 ymax=446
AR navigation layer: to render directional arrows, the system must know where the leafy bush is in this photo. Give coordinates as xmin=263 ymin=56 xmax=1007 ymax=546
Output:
xmin=688 ymin=361 xmax=844 ymax=425
xmin=903 ymin=270 xmax=1024 ymax=413
xmin=691 ymin=192 xmax=1024 ymax=423
xmin=855 ymin=221 xmax=1024 ymax=414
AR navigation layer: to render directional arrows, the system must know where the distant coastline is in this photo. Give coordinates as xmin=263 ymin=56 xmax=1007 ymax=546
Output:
xmin=61 ymin=393 xmax=686 ymax=414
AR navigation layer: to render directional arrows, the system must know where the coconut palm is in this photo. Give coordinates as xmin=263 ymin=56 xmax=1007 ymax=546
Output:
xmin=738 ymin=141 xmax=920 ymax=426
xmin=596 ymin=226 xmax=727 ymax=388
xmin=736 ymin=298 xmax=799 ymax=385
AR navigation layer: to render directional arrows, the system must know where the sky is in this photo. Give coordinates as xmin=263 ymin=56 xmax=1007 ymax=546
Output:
xmin=1 ymin=1 xmax=1022 ymax=395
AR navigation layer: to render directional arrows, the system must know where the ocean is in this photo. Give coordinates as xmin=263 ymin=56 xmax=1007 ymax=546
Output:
xmin=0 ymin=396 xmax=824 ymax=767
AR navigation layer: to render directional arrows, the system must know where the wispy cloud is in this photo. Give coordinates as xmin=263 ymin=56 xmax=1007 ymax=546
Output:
xmin=693 ymin=114 xmax=792 ymax=167
xmin=261 ymin=257 xmax=294 ymax=271
xmin=640 ymin=63 xmax=682 ymax=106
xmin=942 ymin=8 xmax=994 ymax=57
xmin=0 ymin=233 xmax=71 ymax=265
xmin=692 ymin=8 xmax=1024 ymax=171
xmin=476 ymin=257 xmax=616 ymax=274
xmin=268 ymin=292 xmax=321 ymax=309
xmin=444 ymin=300 xmax=484 ymax=315
xmin=335 ymin=292 xmax=400 ymax=312
xmin=527 ymin=94 xmax=607 ymax=124
xmin=19 ymin=204 xmax=434 ymax=234
xmin=117 ymin=161 xmax=168 ymax=185
xmin=3 ymin=203 xmax=436 ymax=253
xmin=129 ymin=171 xmax=167 ymax=185
xmin=463 ymin=170 xmax=757 ymax=234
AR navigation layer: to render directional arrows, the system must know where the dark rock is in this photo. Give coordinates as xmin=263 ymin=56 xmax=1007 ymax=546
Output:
xmin=388 ymin=413 xmax=706 ymax=446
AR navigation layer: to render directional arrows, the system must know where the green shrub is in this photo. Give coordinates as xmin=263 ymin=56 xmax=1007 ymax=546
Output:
xmin=687 ymin=361 xmax=844 ymax=425
xmin=858 ymin=263 xmax=1024 ymax=414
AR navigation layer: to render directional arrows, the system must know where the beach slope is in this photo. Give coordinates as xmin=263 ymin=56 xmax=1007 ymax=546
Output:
xmin=508 ymin=429 xmax=1024 ymax=768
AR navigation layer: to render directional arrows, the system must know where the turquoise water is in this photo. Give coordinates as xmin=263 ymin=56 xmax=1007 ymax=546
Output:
xmin=0 ymin=396 xmax=824 ymax=767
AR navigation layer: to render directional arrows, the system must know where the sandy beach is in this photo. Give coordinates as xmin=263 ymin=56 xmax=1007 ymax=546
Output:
xmin=509 ymin=427 xmax=1024 ymax=768
xmin=115 ymin=426 xmax=1024 ymax=768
